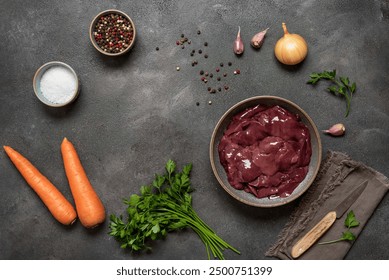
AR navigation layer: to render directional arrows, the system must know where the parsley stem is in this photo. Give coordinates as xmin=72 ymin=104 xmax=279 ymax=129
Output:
xmin=318 ymin=238 xmax=345 ymax=245
xmin=332 ymin=78 xmax=351 ymax=117
xmin=343 ymin=92 xmax=351 ymax=117
xmin=158 ymin=207 xmax=240 ymax=255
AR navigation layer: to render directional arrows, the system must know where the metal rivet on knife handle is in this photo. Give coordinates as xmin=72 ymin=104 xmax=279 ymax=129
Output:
xmin=291 ymin=211 xmax=337 ymax=259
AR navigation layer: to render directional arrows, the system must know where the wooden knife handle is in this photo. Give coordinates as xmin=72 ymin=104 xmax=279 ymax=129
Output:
xmin=291 ymin=211 xmax=337 ymax=259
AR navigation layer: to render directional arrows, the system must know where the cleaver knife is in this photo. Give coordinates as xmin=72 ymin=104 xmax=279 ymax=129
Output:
xmin=291 ymin=180 xmax=368 ymax=259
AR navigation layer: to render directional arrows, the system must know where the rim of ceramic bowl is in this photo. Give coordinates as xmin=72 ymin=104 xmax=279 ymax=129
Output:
xmin=33 ymin=61 xmax=80 ymax=107
xmin=89 ymin=9 xmax=136 ymax=56
xmin=209 ymin=95 xmax=322 ymax=207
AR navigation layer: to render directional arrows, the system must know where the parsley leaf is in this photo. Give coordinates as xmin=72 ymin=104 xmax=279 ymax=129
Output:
xmin=344 ymin=210 xmax=359 ymax=228
xmin=109 ymin=160 xmax=240 ymax=260
xmin=165 ymin=159 xmax=176 ymax=175
xmin=341 ymin=231 xmax=356 ymax=241
xmin=307 ymin=70 xmax=357 ymax=117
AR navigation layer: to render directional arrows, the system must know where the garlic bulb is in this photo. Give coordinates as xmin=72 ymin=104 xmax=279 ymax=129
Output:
xmin=274 ymin=23 xmax=308 ymax=65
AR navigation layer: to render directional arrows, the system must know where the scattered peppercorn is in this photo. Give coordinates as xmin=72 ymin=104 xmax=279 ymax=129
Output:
xmin=176 ymin=36 xmax=191 ymax=48
xmin=174 ymin=29 xmax=241 ymax=96
xmin=196 ymin=102 xmax=200 ymax=106
xmin=156 ymin=47 xmax=159 ymax=51
xmin=93 ymin=13 xmax=134 ymax=54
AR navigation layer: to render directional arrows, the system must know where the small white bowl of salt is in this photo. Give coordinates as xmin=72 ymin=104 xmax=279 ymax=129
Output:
xmin=33 ymin=61 xmax=80 ymax=107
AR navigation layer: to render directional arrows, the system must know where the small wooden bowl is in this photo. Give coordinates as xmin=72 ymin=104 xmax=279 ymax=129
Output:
xmin=89 ymin=9 xmax=136 ymax=56
xmin=210 ymin=96 xmax=322 ymax=208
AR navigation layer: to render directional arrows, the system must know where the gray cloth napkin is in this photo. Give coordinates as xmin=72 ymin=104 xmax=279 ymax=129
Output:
xmin=266 ymin=151 xmax=389 ymax=260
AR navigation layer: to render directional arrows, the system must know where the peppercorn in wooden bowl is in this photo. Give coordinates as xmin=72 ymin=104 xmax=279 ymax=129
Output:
xmin=89 ymin=9 xmax=136 ymax=56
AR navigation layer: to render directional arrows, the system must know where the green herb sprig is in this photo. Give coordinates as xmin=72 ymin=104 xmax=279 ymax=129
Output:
xmin=318 ymin=210 xmax=360 ymax=245
xmin=109 ymin=160 xmax=240 ymax=260
xmin=307 ymin=70 xmax=357 ymax=117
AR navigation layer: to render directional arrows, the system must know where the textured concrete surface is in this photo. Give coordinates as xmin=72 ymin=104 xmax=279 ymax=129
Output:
xmin=0 ymin=0 xmax=388 ymax=260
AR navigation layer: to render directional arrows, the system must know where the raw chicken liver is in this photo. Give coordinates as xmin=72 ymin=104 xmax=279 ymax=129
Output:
xmin=218 ymin=105 xmax=312 ymax=198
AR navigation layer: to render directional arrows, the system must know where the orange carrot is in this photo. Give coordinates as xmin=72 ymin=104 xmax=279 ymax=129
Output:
xmin=3 ymin=146 xmax=77 ymax=225
xmin=61 ymin=137 xmax=105 ymax=228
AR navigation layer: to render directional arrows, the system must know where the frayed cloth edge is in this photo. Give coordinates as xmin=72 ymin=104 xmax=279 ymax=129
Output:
xmin=265 ymin=151 xmax=350 ymax=257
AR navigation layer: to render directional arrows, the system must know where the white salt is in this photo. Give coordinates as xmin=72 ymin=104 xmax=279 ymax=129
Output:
xmin=40 ymin=66 xmax=77 ymax=104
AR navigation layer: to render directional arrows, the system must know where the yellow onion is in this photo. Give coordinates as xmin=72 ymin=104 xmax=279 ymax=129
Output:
xmin=274 ymin=23 xmax=308 ymax=65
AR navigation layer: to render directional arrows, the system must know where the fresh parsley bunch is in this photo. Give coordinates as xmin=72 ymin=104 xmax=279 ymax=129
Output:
xmin=307 ymin=70 xmax=357 ymax=117
xmin=109 ymin=160 xmax=240 ymax=259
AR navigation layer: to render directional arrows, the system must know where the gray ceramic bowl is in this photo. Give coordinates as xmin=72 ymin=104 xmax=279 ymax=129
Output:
xmin=33 ymin=61 xmax=80 ymax=107
xmin=89 ymin=9 xmax=136 ymax=56
xmin=210 ymin=96 xmax=322 ymax=207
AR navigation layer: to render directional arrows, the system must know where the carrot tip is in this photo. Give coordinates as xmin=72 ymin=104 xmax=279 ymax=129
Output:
xmin=62 ymin=138 xmax=70 ymax=146
xmin=69 ymin=218 xmax=77 ymax=226
xmin=86 ymin=222 xmax=103 ymax=229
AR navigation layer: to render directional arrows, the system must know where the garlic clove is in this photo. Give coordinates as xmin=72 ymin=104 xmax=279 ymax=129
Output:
xmin=323 ymin=123 xmax=345 ymax=136
xmin=251 ymin=28 xmax=269 ymax=49
xmin=233 ymin=26 xmax=244 ymax=55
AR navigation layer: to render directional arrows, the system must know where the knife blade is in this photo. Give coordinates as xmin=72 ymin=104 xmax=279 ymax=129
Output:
xmin=291 ymin=180 xmax=368 ymax=259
